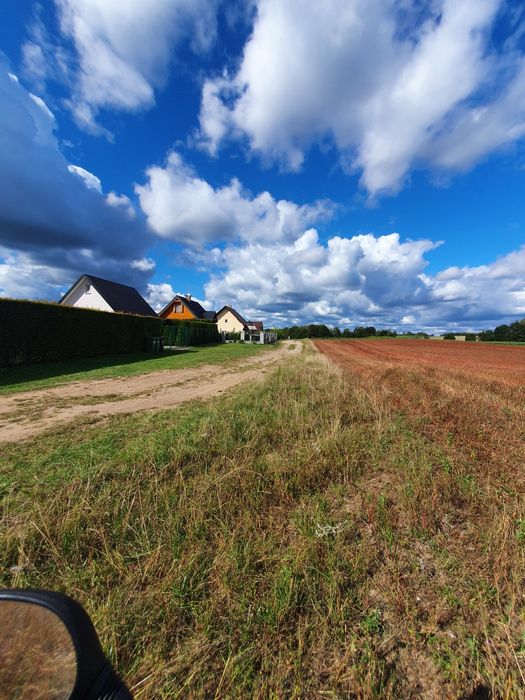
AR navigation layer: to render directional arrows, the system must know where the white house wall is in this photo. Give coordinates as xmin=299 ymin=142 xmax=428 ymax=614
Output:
xmin=217 ymin=310 xmax=246 ymax=333
xmin=62 ymin=282 xmax=113 ymax=312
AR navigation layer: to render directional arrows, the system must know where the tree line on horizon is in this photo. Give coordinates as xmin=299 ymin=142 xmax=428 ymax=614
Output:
xmin=269 ymin=325 xmax=399 ymax=339
xmin=268 ymin=318 xmax=525 ymax=342
xmin=477 ymin=319 xmax=525 ymax=342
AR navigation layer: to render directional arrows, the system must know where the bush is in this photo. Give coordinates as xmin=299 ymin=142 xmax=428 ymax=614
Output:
xmin=0 ymin=298 xmax=163 ymax=366
xmin=222 ymin=332 xmax=241 ymax=342
xmin=163 ymin=319 xmax=219 ymax=347
xmin=465 ymin=333 xmax=477 ymax=342
xmin=478 ymin=330 xmax=494 ymax=342
xmin=443 ymin=333 xmax=456 ymax=340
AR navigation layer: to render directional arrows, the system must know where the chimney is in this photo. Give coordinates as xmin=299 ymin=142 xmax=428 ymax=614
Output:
xmin=185 ymin=293 xmax=191 ymax=301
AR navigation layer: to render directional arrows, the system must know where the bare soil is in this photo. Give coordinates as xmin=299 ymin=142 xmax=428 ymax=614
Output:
xmin=314 ymin=338 xmax=525 ymax=473
xmin=313 ymin=338 xmax=525 ymax=386
xmin=0 ymin=342 xmax=299 ymax=443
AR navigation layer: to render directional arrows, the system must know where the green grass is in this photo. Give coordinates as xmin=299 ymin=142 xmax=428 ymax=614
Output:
xmin=0 ymin=343 xmax=274 ymax=395
xmin=1 ymin=345 xmax=523 ymax=697
xmin=479 ymin=340 xmax=525 ymax=346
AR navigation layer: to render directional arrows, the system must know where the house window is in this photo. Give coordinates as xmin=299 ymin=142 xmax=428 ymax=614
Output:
xmin=174 ymin=303 xmax=182 ymax=313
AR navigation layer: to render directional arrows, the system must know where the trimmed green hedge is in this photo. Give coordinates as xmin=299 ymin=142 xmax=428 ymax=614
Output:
xmin=0 ymin=298 xmax=163 ymax=366
xmin=163 ymin=319 xmax=219 ymax=346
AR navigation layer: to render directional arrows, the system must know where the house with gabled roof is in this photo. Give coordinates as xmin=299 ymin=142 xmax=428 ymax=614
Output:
xmin=216 ymin=305 xmax=264 ymax=334
xmin=159 ymin=294 xmax=216 ymax=322
xmin=216 ymin=305 xmax=248 ymax=333
xmin=59 ymin=274 xmax=157 ymax=317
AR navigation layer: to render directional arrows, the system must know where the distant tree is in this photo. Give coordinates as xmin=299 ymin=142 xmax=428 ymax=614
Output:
xmin=291 ymin=326 xmax=308 ymax=339
xmin=478 ymin=330 xmax=494 ymax=342
xmin=354 ymin=326 xmax=370 ymax=337
xmin=509 ymin=320 xmax=525 ymax=342
xmin=443 ymin=333 xmax=456 ymax=340
xmin=302 ymin=324 xmax=330 ymax=338
xmin=274 ymin=324 xmax=334 ymax=339
xmin=331 ymin=326 xmax=341 ymax=337
xmin=465 ymin=333 xmax=477 ymax=342
xmin=493 ymin=324 xmax=510 ymax=341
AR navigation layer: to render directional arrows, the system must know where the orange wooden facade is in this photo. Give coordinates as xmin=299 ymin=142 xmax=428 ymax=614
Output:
xmin=159 ymin=297 xmax=197 ymax=321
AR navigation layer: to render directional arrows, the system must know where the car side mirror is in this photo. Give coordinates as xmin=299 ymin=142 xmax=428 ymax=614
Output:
xmin=0 ymin=589 xmax=132 ymax=699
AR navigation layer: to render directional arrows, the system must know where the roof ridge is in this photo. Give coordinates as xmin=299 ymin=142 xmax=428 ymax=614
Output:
xmin=217 ymin=304 xmax=248 ymax=328
xmin=159 ymin=293 xmax=214 ymax=320
xmin=86 ymin=274 xmax=136 ymax=290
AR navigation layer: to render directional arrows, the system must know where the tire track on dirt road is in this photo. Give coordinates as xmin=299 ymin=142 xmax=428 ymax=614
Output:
xmin=0 ymin=342 xmax=300 ymax=443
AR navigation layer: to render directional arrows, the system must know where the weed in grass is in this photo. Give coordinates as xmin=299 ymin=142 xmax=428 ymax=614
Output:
xmin=361 ymin=608 xmax=383 ymax=636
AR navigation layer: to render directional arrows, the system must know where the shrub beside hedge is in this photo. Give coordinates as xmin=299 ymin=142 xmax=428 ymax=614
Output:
xmin=163 ymin=319 xmax=219 ymax=346
xmin=223 ymin=332 xmax=241 ymax=342
xmin=0 ymin=298 xmax=163 ymax=366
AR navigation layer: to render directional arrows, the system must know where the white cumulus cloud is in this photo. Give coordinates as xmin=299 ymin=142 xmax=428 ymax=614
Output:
xmin=136 ymin=151 xmax=334 ymax=246
xmin=205 ymin=230 xmax=439 ymax=324
xmin=145 ymin=282 xmax=212 ymax=312
xmin=23 ymin=0 xmax=221 ymax=134
xmin=146 ymin=282 xmax=177 ymax=311
xmin=204 ymin=231 xmax=525 ymax=331
xmin=0 ymin=248 xmax=66 ymax=301
xmin=67 ymin=164 xmax=102 ymax=192
xmin=131 ymin=258 xmax=156 ymax=272
xmin=427 ymin=246 xmax=525 ymax=323
xmin=106 ymin=191 xmax=136 ymax=218
xmin=199 ymin=0 xmax=525 ymax=195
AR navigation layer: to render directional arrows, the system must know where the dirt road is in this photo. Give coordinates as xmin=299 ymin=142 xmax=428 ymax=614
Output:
xmin=0 ymin=342 xmax=299 ymax=443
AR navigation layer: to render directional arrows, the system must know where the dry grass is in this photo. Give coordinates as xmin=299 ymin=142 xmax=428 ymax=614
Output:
xmin=1 ymin=343 xmax=524 ymax=697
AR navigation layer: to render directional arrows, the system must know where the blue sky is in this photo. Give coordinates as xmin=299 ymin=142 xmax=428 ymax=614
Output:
xmin=1 ymin=0 xmax=524 ymax=331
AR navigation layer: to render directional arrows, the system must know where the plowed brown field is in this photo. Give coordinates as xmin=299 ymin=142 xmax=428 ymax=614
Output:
xmin=314 ymin=338 xmax=525 ymax=461
xmin=314 ymin=338 xmax=525 ymax=386
xmin=312 ymin=338 xmax=525 ymax=697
